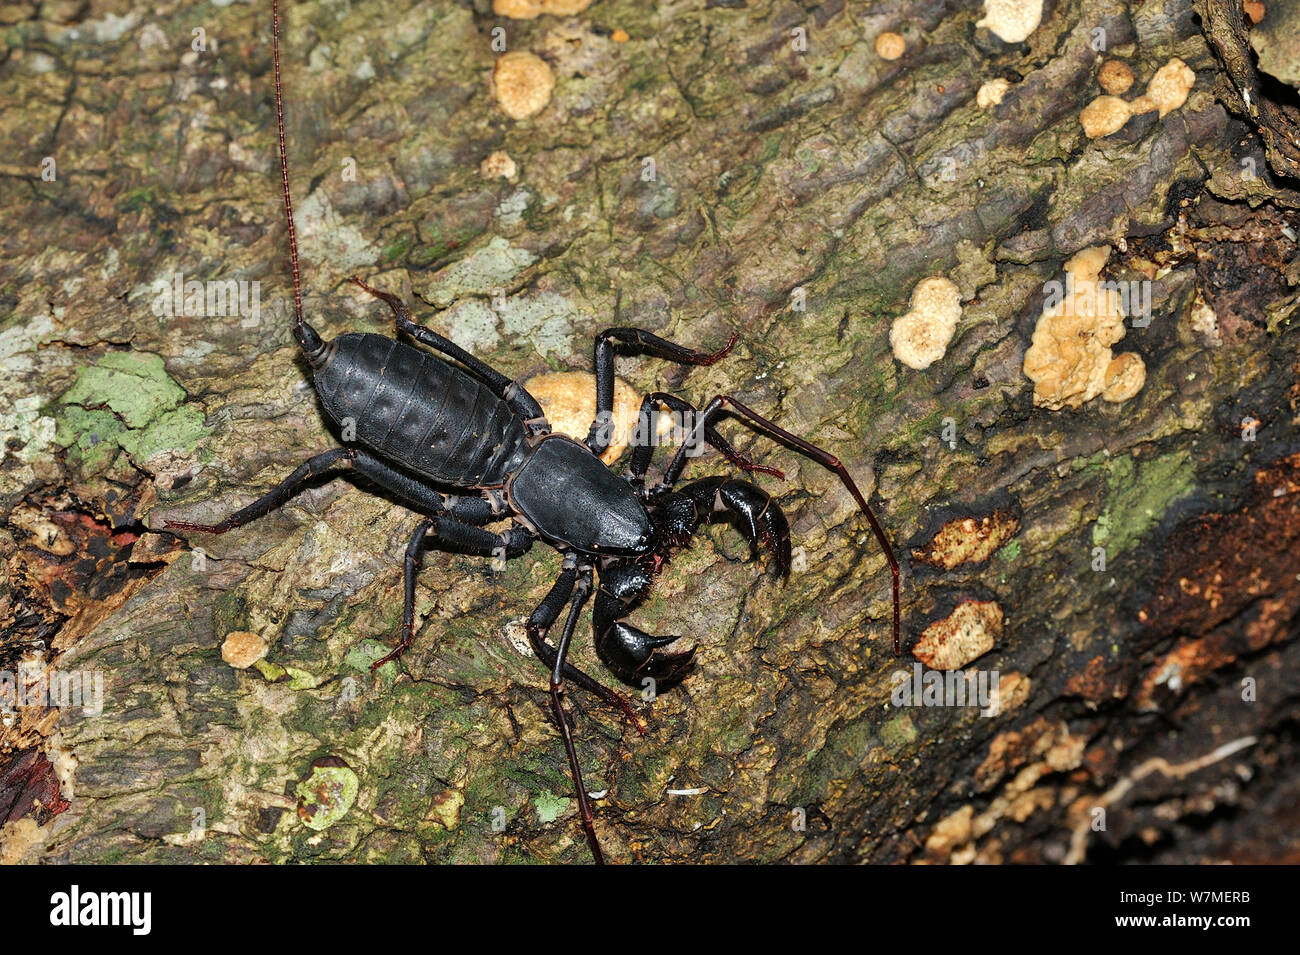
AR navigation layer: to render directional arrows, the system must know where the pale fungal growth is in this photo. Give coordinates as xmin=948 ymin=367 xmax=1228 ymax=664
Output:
xmin=913 ymin=600 xmax=1004 ymax=671
xmin=912 ymin=510 xmax=1021 ymax=570
xmin=1100 ymin=351 xmax=1146 ymax=403
xmin=1128 ymin=94 xmax=1157 ymax=115
xmin=1022 ymin=245 xmax=1148 ymax=409
xmin=1144 ymin=57 xmax=1195 ymax=117
xmin=479 ymin=150 xmax=518 ymax=180
xmin=874 ymin=31 xmax=905 ymax=60
xmin=976 ymin=0 xmax=1044 ymax=44
xmin=493 ymin=51 xmax=555 ymax=120
xmin=1097 ymin=59 xmax=1135 ymax=95
xmin=493 ymin=0 xmax=594 ymax=18
xmin=524 ymin=371 xmax=673 ymax=465
xmin=889 ymin=276 xmax=963 ymax=370
xmin=221 ymin=630 xmax=268 ymax=669
xmin=988 ymin=671 xmax=1031 ymax=715
xmin=1083 ymin=58 xmax=1193 ymax=134
xmin=976 ymin=78 xmax=1011 ymax=108
xmin=1080 ymin=95 xmax=1132 ymax=138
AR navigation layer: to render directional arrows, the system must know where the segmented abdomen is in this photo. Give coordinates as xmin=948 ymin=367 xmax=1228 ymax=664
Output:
xmin=314 ymin=333 xmax=528 ymax=487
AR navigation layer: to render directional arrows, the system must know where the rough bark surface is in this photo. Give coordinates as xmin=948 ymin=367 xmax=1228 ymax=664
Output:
xmin=1 ymin=0 xmax=1298 ymax=864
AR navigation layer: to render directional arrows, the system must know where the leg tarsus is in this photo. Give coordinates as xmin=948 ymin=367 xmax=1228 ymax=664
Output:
xmin=546 ymin=566 xmax=606 ymax=864
xmin=527 ymin=565 xmax=646 ymax=734
xmin=162 ymin=448 xmax=356 ymax=535
xmin=370 ymin=516 xmax=436 ymax=670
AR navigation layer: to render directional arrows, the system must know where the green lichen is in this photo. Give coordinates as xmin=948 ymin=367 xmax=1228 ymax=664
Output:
xmin=117 ymin=406 xmax=206 ymax=460
xmin=295 ymin=765 xmax=360 ymax=832
xmin=343 ymin=639 xmax=399 ymax=683
xmin=56 ymin=351 xmax=204 ymax=467
xmin=52 ymin=406 xmax=125 ymax=472
xmin=381 ymin=233 xmax=413 ymax=263
xmin=1088 ymin=451 xmax=1195 ymax=554
xmin=880 ymin=712 xmax=918 ymax=751
xmin=428 ymin=236 xmax=536 ymax=307
xmin=534 ymin=790 xmax=569 ymax=824
xmin=61 ymin=351 xmax=183 ymax=427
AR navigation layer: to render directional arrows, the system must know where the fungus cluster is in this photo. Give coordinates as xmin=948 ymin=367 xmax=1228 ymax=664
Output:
xmin=889 ymin=276 xmax=963 ymax=370
xmin=1022 ymin=245 xmax=1146 ymax=409
xmin=221 ymin=630 xmax=268 ymax=669
xmin=1080 ymin=57 xmax=1194 ymax=138
xmin=976 ymin=0 xmax=1044 ymax=44
xmin=1097 ymin=59 xmax=1135 ymax=95
xmin=493 ymin=0 xmax=594 ymax=18
xmin=976 ymin=78 xmax=1011 ymax=108
xmin=479 ymin=150 xmax=519 ymax=180
xmin=493 ymin=51 xmax=555 ymax=120
xmin=912 ymin=510 xmax=1021 ymax=570
xmin=913 ymin=600 xmax=1004 ymax=671
xmin=874 ymin=31 xmax=906 ymax=61
xmin=525 ymin=372 xmax=672 ymax=465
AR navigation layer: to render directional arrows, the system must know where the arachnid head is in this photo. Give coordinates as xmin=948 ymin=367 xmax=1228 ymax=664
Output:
xmin=507 ymin=435 xmax=654 ymax=557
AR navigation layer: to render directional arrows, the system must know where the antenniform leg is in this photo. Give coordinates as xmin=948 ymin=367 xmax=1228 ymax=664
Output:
xmin=663 ymin=394 xmax=901 ymax=653
xmin=627 ymin=393 xmax=782 ymax=492
xmin=584 ymin=326 xmax=737 ymax=457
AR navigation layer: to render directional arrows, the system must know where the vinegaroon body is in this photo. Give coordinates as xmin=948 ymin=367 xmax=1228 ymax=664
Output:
xmin=166 ymin=0 xmax=901 ymax=863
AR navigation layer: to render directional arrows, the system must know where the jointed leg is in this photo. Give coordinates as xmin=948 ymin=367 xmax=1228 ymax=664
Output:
xmin=664 ymin=394 xmax=901 ymax=654
xmin=350 ymin=277 xmax=547 ymax=428
xmin=442 ymin=492 xmax=507 ymax=526
xmin=584 ymin=327 xmax=737 ymax=457
xmin=545 ymin=564 xmax=605 ymax=864
xmin=163 ymin=448 xmax=356 ymax=534
xmin=371 ymin=515 xmax=534 ymax=670
xmin=527 ymin=559 xmax=646 ymax=732
xmin=352 ymin=451 xmax=505 ymax=524
xmin=628 ymin=392 xmax=783 ymax=490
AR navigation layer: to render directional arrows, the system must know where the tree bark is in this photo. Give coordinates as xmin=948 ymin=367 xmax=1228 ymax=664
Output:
xmin=1 ymin=0 xmax=1298 ymax=863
